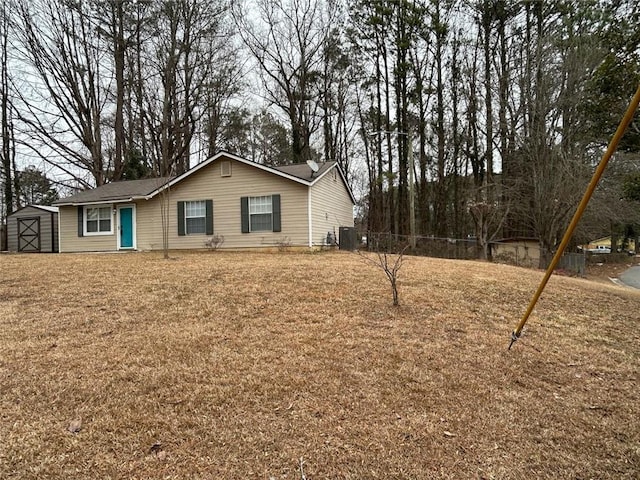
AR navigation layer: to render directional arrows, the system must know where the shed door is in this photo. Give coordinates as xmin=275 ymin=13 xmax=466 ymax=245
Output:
xmin=18 ymin=217 xmax=41 ymax=252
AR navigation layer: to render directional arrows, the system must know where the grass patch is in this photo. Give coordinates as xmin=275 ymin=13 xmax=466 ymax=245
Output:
xmin=0 ymin=251 xmax=639 ymax=479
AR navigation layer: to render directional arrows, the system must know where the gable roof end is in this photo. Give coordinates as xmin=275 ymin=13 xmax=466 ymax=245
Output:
xmin=152 ymin=151 xmax=316 ymax=195
xmin=148 ymin=151 xmax=355 ymax=204
xmin=52 ymin=151 xmax=356 ymax=206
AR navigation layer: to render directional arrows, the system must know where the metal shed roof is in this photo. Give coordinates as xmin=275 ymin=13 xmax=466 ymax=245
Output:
xmin=9 ymin=204 xmax=59 ymax=215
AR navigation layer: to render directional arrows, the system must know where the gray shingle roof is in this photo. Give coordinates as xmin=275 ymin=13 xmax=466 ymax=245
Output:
xmin=52 ymin=156 xmax=350 ymax=206
xmin=54 ymin=177 xmax=171 ymax=205
xmin=273 ymin=162 xmax=335 ymax=181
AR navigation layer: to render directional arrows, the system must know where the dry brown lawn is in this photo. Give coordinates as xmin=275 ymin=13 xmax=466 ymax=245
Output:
xmin=0 ymin=251 xmax=639 ymax=479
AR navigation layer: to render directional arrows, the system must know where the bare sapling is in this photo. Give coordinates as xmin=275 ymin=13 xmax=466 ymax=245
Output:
xmin=359 ymin=244 xmax=409 ymax=306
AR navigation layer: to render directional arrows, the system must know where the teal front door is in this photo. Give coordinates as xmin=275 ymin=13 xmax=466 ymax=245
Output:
xmin=119 ymin=207 xmax=134 ymax=249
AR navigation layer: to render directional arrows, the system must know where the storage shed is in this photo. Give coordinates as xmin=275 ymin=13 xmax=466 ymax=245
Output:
xmin=7 ymin=205 xmax=59 ymax=253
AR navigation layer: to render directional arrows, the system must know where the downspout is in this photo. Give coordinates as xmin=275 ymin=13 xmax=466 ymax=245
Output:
xmin=308 ymin=187 xmax=313 ymax=248
xmin=51 ymin=211 xmax=55 ymax=252
xmin=57 ymin=208 xmax=62 ymax=253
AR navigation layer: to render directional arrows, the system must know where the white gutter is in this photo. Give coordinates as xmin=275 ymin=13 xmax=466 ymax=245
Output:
xmin=55 ymin=196 xmax=148 ymax=207
xmin=308 ymin=187 xmax=313 ymax=248
xmin=57 ymin=205 xmax=62 ymax=253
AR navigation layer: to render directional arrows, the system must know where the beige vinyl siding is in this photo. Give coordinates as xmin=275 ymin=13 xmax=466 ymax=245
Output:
xmin=136 ymin=159 xmax=310 ymax=250
xmin=58 ymin=205 xmax=117 ymax=252
xmin=135 ymin=200 xmax=163 ymax=251
xmin=7 ymin=206 xmax=58 ymax=252
xmin=310 ymin=167 xmax=354 ymax=246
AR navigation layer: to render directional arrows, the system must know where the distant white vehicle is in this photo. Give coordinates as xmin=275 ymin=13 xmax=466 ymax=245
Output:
xmin=586 ymin=245 xmax=611 ymax=254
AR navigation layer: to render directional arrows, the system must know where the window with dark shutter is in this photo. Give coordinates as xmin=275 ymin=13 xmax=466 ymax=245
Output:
xmin=272 ymin=194 xmax=281 ymax=232
xmin=205 ymin=200 xmax=213 ymax=235
xmin=177 ymin=201 xmax=186 ymax=236
xmin=179 ymin=200 xmax=211 ymax=235
xmin=77 ymin=207 xmax=84 ymax=237
xmin=242 ymin=195 xmax=281 ymax=233
xmin=241 ymin=197 xmax=249 ymax=233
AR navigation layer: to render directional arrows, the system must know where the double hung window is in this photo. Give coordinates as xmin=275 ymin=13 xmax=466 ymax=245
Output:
xmin=184 ymin=200 xmax=206 ymax=234
xmin=248 ymin=196 xmax=273 ymax=232
xmin=177 ymin=200 xmax=213 ymax=236
xmin=85 ymin=206 xmax=112 ymax=235
xmin=241 ymin=195 xmax=281 ymax=233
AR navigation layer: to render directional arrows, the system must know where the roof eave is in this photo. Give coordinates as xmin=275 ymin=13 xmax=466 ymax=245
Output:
xmin=54 ymin=197 xmax=145 ymax=207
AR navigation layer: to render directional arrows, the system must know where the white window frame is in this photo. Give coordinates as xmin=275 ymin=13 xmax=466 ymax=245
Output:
xmin=184 ymin=200 xmax=207 ymax=235
xmin=249 ymin=195 xmax=273 ymax=232
xmin=84 ymin=205 xmax=113 ymax=236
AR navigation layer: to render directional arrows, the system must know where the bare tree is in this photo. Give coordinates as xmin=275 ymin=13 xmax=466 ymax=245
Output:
xmin=91 ymin=0 xmax=146 ymax=181
xmin=203 ymin=63 xmax=245 ymax=158
xmin=359 ymin=244 xmax=409 ymax=306
xmin=320 ymin=12 xmax=358 ymax=179
xmin=431 ymin=0 xmax=450 ymax=238
xmin=140 ymin=0 xmax=231 ymax=177
xmin=13 ymin=0 xmax=109 ymax=187
xmin=234 ymin=0 xmax=333 ymax=163
xmin=0 ymin=0 xmax=16 ymax=221
xmin=509 ymin=1 xmax=605 ymax=267
xmin=468 ymin=199 xmax=508 ymax=260
xmin=349 ymin=0 xmax=389 ymax=235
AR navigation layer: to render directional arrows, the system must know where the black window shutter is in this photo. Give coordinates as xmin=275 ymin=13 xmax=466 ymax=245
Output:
xmin=272 ymin=194 xmax=281 ymax=232
xmin=177 ymin=201 xmax=185 ymax=236
xmin=241 ymin=197 xmax=249 ymax=233
xmin=205 ymin=199 xmax=213 ymax=235
xmin=77 ymin=207 xmax=84 ymax=237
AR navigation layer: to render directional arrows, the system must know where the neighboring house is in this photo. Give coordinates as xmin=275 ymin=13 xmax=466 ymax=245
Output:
xmin=580 ymin=236 xmax=636 ymax=253
xmin=53 ymin=151 xmax=355 ymax=253
xmin=580 ymin=236 xmax=612 ymax=252
xmin=6 ymin=205 xmax=59 ymax=253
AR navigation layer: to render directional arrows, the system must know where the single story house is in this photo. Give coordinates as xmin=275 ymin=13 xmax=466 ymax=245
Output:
xmin=53 ymin=152 xmax=355 ymax=253
xmin=6 ymin=205 xmax=59 ymax=253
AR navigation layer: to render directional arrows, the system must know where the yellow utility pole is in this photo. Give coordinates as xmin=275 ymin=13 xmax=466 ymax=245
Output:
xmin=509 ymin=83 xmax=640 ymax=349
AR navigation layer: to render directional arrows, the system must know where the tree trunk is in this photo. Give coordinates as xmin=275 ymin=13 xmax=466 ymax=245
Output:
xmin=434 ymin=1 xmax=447 ymax=237
xmin=451 ymin=32 xmax=462 ymax=238
xmin=1 ymin=2 xmax=13 ymax=216
xmin=482 ymin=1 xmax=494 ymax=201
xmin=112 ymin=0 xmax=125 ymax=181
